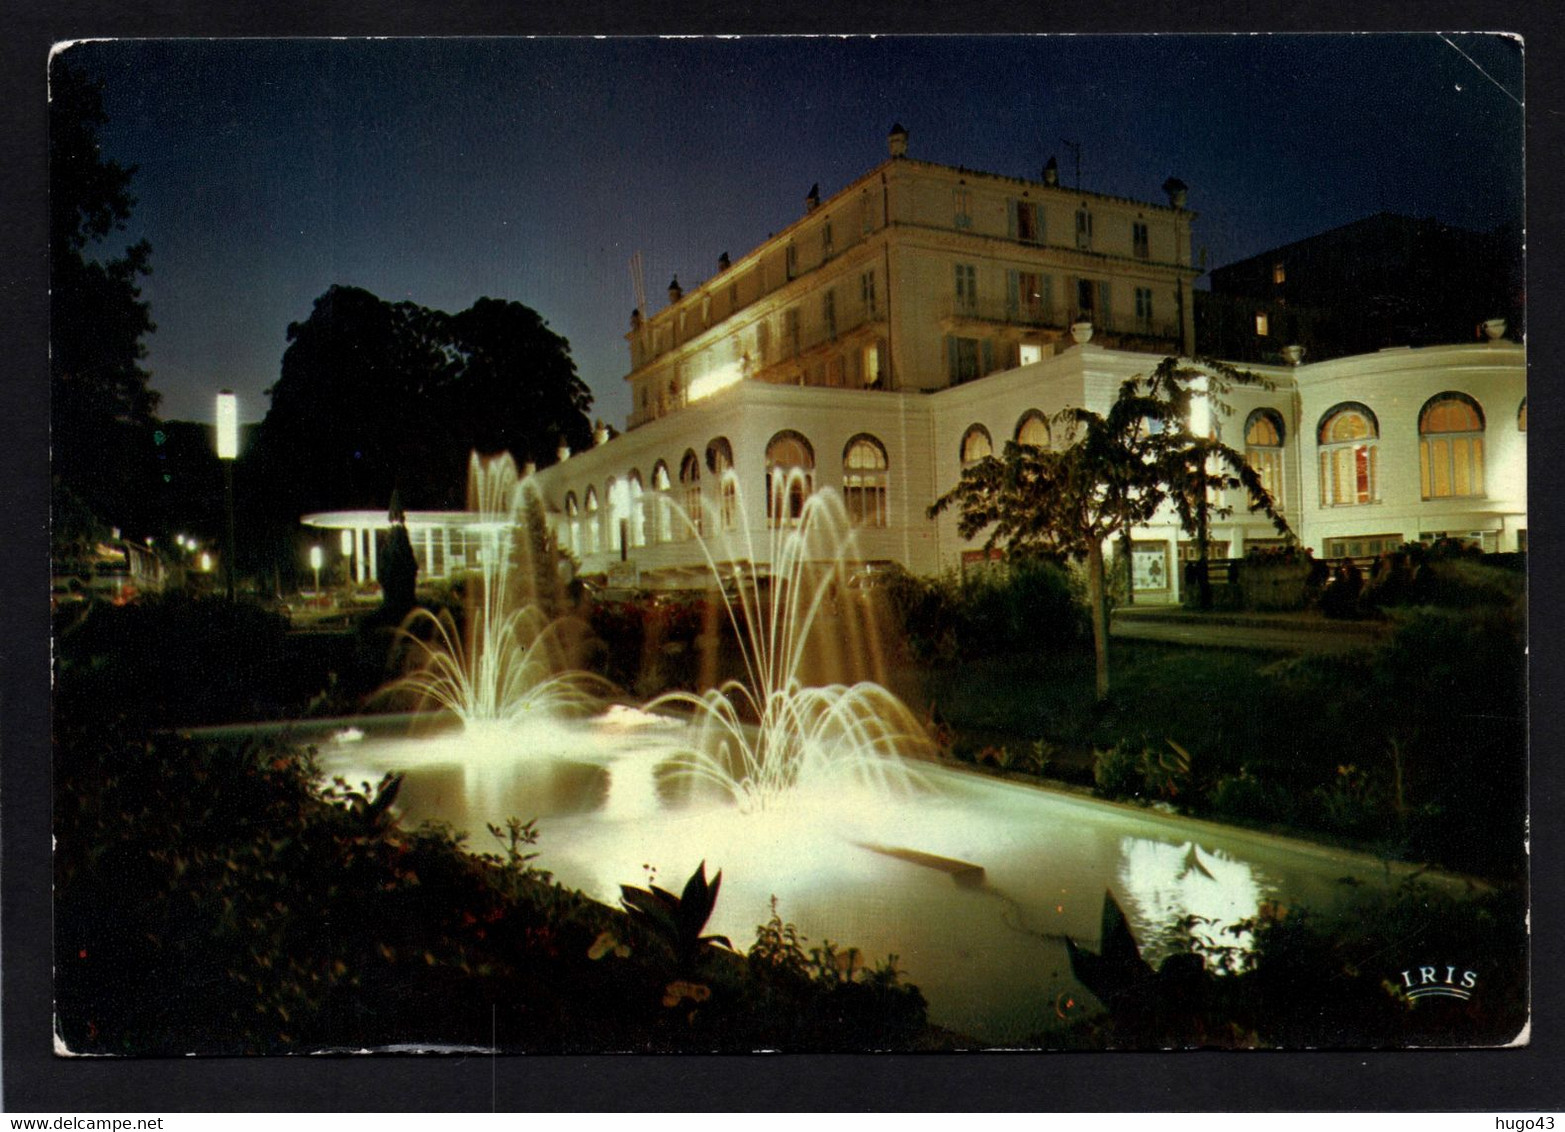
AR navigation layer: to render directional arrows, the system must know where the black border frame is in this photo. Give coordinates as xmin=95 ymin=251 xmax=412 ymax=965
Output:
xmin=6 ymin=4 xmax=1560 ymax=1113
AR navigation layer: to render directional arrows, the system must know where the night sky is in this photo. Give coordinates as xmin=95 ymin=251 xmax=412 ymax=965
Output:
xmin=63 ymin=34 xmax=1524 ymax=431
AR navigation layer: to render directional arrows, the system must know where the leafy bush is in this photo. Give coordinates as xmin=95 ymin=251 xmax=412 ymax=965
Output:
xmin=1092 ymin=740 xmax=1144 ymax=800
xmin=878 ymin=558 xmax=1088 ymax=664
xmin=1093 ymin=738 xmax=1190 ymax=803
xmin=53 ymin=593 xmax=314 ymax=727
xmin=1059 ymin=880 xmax=1527 ymax=1049
xmin=1208 ymin=769 xmax=1295 ymax=825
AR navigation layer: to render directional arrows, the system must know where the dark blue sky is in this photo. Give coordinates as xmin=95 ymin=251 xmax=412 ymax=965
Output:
xmin=65 ymin=34 xmax=1524 ymax=430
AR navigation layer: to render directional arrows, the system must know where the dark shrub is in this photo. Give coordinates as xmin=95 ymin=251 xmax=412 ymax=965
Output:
xmin=879 ymin=559 xmax=1087 ymax=664
xmin=54 ymin=593 xmax=307 ymax=727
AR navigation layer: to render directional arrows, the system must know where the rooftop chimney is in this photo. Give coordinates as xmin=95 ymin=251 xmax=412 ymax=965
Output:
xmin=805 ymin=183 xmax=821 ymax=212
xmin=1162 ymin=177 xmax=1189 ymax=209
xmin=717 ymin=251 xmax=731 ymax=272
xmin=630 ymin=308 xmax=642 ymax=330
xmin=667 ymin=276 xmax=683 ymax=303
xmin=888 ymin=123 xmax=908 ymax=158
xmin=1043 ymin=156 xmax=1059 ymax=186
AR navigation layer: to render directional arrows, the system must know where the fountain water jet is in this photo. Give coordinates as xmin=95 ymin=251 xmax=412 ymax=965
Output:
xmin=648 ymin=467 xmax=930 ymax=813
xmin=390 ymin=452 xmax=613 ymax=733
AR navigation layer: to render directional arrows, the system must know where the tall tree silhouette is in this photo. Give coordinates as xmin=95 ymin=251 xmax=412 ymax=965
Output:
xmin=248 ymin=286 xmax=594 ymax=577
xmin=50 ymin=54 xmax=158 ymax=539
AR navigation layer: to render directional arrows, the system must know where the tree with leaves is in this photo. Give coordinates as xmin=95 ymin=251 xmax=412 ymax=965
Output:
xmin=50 ymin=54 xmax=159 ymax=539
xmin=930 ymin=357 xmax=1288 ymax=700
xmin=253 ymin=287 xmax=594 ymax=518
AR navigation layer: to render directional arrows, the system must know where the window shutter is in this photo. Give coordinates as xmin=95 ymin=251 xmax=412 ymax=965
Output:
xmin=1098 ymin=281 xmax=1112 ymax=322
xmin=1040 ymin=274 xmax=1053 ymax=313
xmin=1008 ymin=201 xmax=1018 ymax=240
xmin=1006 ymin=270 xmax=1020 ymax=315
xmin=947 ymin=335 xmax=958 ymax=380
xmin=981 ymin=338 xmax=994 ymax=375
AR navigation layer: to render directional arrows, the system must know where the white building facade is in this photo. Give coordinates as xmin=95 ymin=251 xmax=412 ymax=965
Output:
xmin=522 ymin=335 xmax=1525 ymax=601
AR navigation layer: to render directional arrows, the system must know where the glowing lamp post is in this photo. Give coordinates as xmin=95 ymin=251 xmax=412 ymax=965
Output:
xmin=309 ymin=545 xmax=324 ymax=599
xmin=215 ymin=391 xmax=239 ymax=602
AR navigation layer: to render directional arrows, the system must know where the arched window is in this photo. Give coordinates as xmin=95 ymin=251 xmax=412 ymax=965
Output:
xmin=583 ymin=487 xmax=600 ymax=554
xmin=651 ymin=461 xmax=673 ymax=544
xmin=960 ymin=424 xmax=993 ymax=466
xmin=1317 ymin=403 xmax=1379 ymax=507
xmin=1419 ymin=393 xmax=1485 ymax=499
xmin=843 ymin=435 xmax=889 ymax=528
xmin=1015 ymin=410 xmax=1050 ymax=449
xmin=765 ymin=430 xmax=815 ymax=527
xmin=626 ymin=470 xmax=647 ymax=547
xmin=1244 ymin=408 xmax=1286 ymax=508
xmin=564 ymin=492 xmax=580 ymax=556
xmin=706 ymin=437 xmax=737 ymax=530
xmin=679 ymin=449 xmax=703 ymax=539
xmin=606 ymin=476 xmax=628 ymax=553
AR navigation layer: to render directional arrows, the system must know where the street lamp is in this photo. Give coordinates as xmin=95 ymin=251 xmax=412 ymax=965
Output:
xmin=309 ymin=545 xmax=324 ymax=599
xmin=216 ymin=391 xmax=239 ymax=602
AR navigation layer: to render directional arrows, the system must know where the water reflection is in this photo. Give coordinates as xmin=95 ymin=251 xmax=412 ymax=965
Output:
xmin=1115 ymin=837 xmax=1268 ymax=969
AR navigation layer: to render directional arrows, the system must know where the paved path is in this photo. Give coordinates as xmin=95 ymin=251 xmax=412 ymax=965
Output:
xmin=1109 ymin=608 xmax=1388 ymax=653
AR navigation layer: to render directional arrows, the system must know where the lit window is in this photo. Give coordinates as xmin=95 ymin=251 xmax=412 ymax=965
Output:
xmin=706 ymin=438 xmax=737 ymax=530
xmin=1133 ymin=221 xmax=1150 ymax=260
xmin=1273 ymin=262 xmax=1286 ymax=285
xmin=1018 ymin=343 xmax=1043 ymax=366
xmin=765 ymin=431 xmax=815 ymax=527
xmin=606 ymin=476 xmax=628 ymax=552
xmin=960 ymin=424 xmax=993 ymax=466
xmin=1255 ymin=312 xmax=1270 ymax=337
xmin=843 ymin=435 xmax=889 ymax=528
xmin=679 ymin=450 xmax=702 ymax=540
xmin=1419 ymin=393 xmax=1486 ymax=499
xmin=1317 ymin=404 xmax=1379 ymax=507
xmin=583 ymin=487 xmax=600 ymax=554
xmin=1325 ymin=535 xmax=1402 ymax=560
xmin=861 ymin=270 xmax=877 ymax=316
xmin=651 ymin=462 xmax=673 ymax=543
xmin=861 ymin=342 xmax=881 ymax=387
xmin=1015 ymin=411 xmax=1050 ymax=449
xmin=1244 ymin=408 xmax=1286 ymax=509
xmin=564 ymin=492 xmax=580 ymax=555
xmin=626 ymin=471 xmax=647 ymax=548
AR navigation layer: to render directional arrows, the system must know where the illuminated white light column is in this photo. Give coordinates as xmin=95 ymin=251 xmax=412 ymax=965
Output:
xmin=215 ymin=391 xmax=239 ymax=602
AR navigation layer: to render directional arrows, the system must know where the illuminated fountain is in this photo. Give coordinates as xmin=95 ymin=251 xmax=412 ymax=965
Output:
xmin=390 ymin=452 xmax=612 ymax=736
xmin=650 ymin=467 xmax=927 ymax=814
xmin=315 ymin=461 xmax=1461 ymax=1043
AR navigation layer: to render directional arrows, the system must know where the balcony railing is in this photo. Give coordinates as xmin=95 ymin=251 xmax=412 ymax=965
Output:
xmin=943 ymin=297 xmax=1181 ymax=342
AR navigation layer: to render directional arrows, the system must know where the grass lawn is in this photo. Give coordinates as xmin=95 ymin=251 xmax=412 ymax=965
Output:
xmin=911 ymin=639 xmax=1295 ymax=783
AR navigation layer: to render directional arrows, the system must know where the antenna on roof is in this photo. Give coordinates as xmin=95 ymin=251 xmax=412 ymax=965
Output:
xmin=1061 ymin=139 xmax=1082 ymax=190
xmin=629 ymin=251 xmax=648 ymax=319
